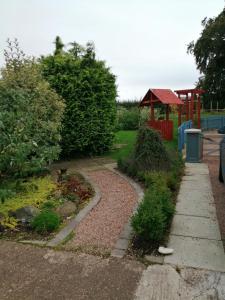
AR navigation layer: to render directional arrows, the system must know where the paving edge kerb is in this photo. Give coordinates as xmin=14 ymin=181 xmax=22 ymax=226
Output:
xmin=105 ymin=163 xmax=144 ymax=258
xmin=24 ymin=171 xmax=101 ymax=248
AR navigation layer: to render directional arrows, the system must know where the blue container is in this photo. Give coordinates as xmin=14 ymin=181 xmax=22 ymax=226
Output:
xmin=185 ymin=129 xmax=203 ymax=163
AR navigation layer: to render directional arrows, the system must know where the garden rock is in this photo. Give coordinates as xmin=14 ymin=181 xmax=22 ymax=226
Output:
xmin=9 ymin=206 xmax=40 ymax=223
xmin=56 ymin=201 xmax=77 ymax=218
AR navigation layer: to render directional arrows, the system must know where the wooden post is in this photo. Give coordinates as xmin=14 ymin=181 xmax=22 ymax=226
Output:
xmin=150 ymin=93 xmax=154 ymax=120
xmin=190 ymin=93 xmax=194 ymax=123
xmin=178 ymin=94 xmax=182 ymax=126
xmin=166 ymin=104 xmax=169 ymax=121
xmin=178 ymin=105 xmax=181 ymax=126
xmin=197 ymin=94 xmax=201 ymax=129
xmin=186 ymin=93 xmax=189 ymax=121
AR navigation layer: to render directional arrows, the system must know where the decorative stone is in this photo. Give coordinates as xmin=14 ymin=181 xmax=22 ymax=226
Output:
xmin=158 ymin=246 xmax=174 ymax=255
xmin=9 ymin=206 xmax=40 ymax=223
xmin=56 ymin=201 xmax=77 ymax=218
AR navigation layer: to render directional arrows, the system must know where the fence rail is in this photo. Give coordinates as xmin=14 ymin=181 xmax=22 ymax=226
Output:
xmin=201 ymin=116 xmax=225 ymax=130
xmin=178 ymin=120 xmax=192 ymax=152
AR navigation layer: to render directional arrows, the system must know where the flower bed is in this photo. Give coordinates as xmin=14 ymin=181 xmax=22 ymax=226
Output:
xmin=0 ymin=171 xmax=93 ymax=241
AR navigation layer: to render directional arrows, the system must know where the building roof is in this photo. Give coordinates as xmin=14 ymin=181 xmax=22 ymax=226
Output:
xmin=174 ymin=88 xmax=205 ymax=95
xmin=140 ymin=89 xmax=183 ymax=106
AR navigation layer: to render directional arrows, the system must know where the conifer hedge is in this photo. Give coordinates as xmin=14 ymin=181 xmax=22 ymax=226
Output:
xmin=41 ymin=39 xmax=117 ymax=156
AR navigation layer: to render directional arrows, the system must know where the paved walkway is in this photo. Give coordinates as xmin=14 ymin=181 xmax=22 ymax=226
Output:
xmin=0 ymin=241 xmax=144 ymax=300
xmin=165 ymin=163 xmax=225 ymax=272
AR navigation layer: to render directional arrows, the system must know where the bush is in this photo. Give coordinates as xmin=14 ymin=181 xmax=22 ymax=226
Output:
xmin=118 ymin=126 xmax=170 ymax=178
xmin=31 ymin=210 xmax=60 ymax=233
xmin=134 ymin=126 xmax=170 ymax=172
xmin=0 ymin=39 xmax=64 ymax=178
xmin=131 ymin=181 xmax=174 ymax=242
xmin=116 ymin=108 xmax=140 ymax=130
xmin=41 ymin=38 xmax=117 ymax=156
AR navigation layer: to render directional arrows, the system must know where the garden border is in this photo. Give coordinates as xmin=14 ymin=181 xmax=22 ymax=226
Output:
xmin=47 ymin=171 xmax=101 ymax=247
xmin=19 ymin=171 xmax=101 ymax=248
xmin=105 ymin=163 xmax=144 ymax=258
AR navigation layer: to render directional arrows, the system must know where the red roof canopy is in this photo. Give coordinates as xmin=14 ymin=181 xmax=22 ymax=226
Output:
xmin=174 ymin=88 xmax=205 ymax=95
xmin=140 ymin=89 xmax=183 ymax=107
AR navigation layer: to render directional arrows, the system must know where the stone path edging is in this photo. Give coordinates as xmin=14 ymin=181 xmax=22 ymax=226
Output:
xmin=105 ymin=163 xmax=144 ymax=258
xmin=47 ymin=171 xmax=101 ymax=247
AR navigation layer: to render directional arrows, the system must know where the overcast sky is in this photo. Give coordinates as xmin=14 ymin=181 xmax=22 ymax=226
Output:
xmin=0 ymin=0 xmax=224 ymax=100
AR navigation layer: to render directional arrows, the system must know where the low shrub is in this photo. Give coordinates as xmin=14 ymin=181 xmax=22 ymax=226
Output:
xmin=134 ymin=126 xmax=170 ymax=172
xmin=131 ymin=183 xmax=174 ymax=242
xmin=118 ymin=126 xmax=170 ymax=178
xmin=31 ymin=210 xmax=60 ymax=234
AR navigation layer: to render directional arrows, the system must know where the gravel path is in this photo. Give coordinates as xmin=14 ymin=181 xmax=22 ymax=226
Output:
xmin=67 ymin=169 xmax=138 ymax=252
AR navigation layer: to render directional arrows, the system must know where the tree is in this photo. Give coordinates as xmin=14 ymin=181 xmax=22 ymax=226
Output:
xmin=41 ymin=37 xmax=117 ymax=156
xmin=54 ymin=36 xmax=64 ymax=56
xmin=188 ymin=9 xmax=225 ymax=108
xmin=0 ymin=39 xmax=65 ymax=177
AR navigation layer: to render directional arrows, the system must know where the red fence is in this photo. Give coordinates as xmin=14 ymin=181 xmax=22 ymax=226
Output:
xmin=147 ymin=120 xmax=174 ymax=140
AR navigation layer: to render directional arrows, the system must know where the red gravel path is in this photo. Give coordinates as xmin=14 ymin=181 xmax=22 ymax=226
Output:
xmin=68 ymin=169 xmax=138 ymax=251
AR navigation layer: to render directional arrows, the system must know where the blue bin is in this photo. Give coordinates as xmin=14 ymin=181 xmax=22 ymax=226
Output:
xmin=185 ymin=129 xmax=203 ymax=163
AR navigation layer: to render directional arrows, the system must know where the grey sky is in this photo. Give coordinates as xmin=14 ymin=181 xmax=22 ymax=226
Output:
xmin=0 ymin=0 xmax=224 ymax=100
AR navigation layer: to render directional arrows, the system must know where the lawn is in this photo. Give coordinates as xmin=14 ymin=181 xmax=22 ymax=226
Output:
xmin=106 ymin=130 xmax=137 ymax=160
xmin=107 ymin=121 xmax=179 ymax=161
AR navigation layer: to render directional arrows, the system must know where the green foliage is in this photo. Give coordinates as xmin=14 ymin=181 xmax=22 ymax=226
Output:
xmin=132 ymin=181 xmax=174 ymax=241
xmin=118 ymin=126 xmax=170 ymax=177
xmin=188 ymin=9 xmax=225 ymax=108
xmin=116 ymin=100 xmax=140 ymax=109
xmin=0 ymin=39 xmax=65 ymax=177
xmin=116 ymin=107 xmax=140 ymax=130
xmin=31 ymin=210 xmax=60 ymax=233
xmin=0 ymin=176 xmax=56 ymax=216
xmin=116 ymin=107 xmax=149 ymax=131
xmin=41 ymin=38 xmax=117 ymax=156
xmin=134 ymin=126 xmax=170 ymax=172
xmin=117 ymin=127 xmax=183 ymax=244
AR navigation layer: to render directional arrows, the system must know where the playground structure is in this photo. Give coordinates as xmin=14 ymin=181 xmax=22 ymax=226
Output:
xmin=140 ymin=89 xmax=183 ymax=140
xmin=140 ymin=88 xmax=205 ymax=140
xmin=175 ymin=88 xmax=205 ymax=128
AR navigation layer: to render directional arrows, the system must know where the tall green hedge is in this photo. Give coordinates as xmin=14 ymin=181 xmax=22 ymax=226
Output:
xmin=41 ymin=39 xmax=117 ymax=156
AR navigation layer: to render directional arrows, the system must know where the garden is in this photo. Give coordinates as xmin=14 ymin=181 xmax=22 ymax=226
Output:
xmin=0 ymin=37 xmax=183 ymax=256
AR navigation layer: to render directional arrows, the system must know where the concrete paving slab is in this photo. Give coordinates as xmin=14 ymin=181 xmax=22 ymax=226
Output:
xmin=176 ymin=194 xmax=216 ymax=218
xmin=165 ymin=235 xmax=225 ymax=272
xmin=178 ymin=182 xmax=214 ymax=199
xmin=171 ymin=215 xmax=221 ymax=240
xmin=185 ymin=163 xmax=209 ymax=175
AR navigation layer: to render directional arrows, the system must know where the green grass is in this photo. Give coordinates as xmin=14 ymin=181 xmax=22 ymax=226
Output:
xmin=105 ymin=128 xmax=178 ymax=162
xmin=106 ymin=130 xmax=137 ymax=160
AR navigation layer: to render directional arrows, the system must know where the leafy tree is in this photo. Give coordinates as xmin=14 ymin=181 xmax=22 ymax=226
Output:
xmin=41 ymin=38 xmax=117 ymax=156
xmin=0 ymin=39 xmax=65 ymax=177
xmin=188 ymin=9 xmax=225 ymax=108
